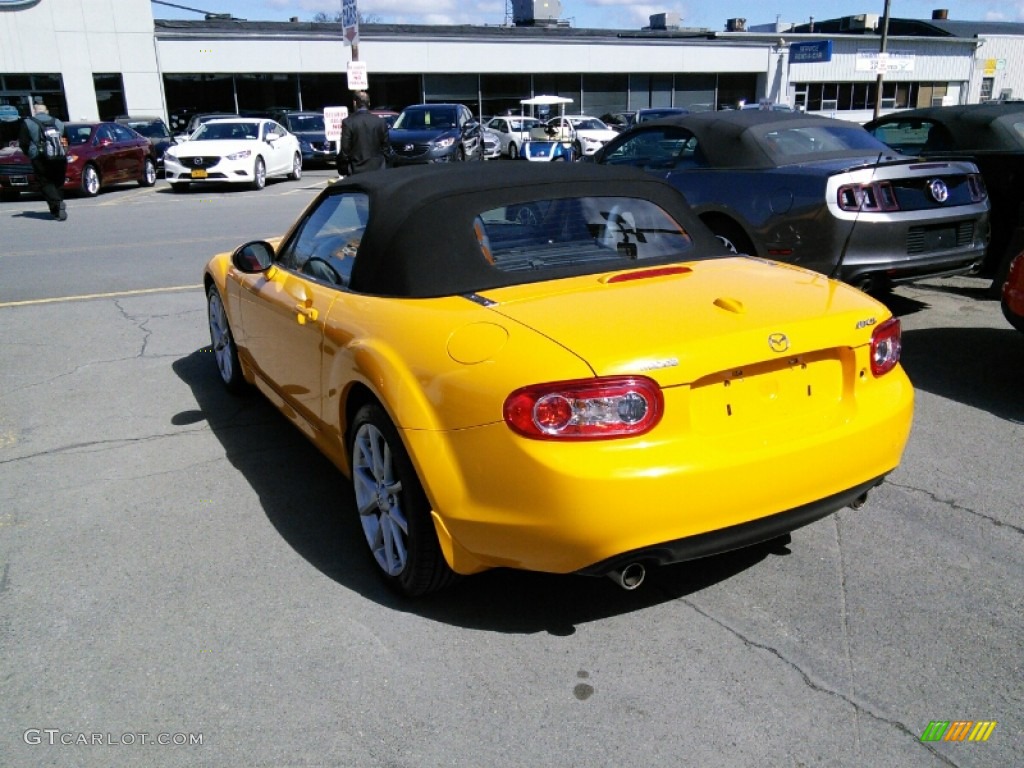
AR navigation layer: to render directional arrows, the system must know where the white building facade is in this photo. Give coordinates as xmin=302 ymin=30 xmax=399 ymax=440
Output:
xmin=0 ymin=0 xmax=1017 ymax=126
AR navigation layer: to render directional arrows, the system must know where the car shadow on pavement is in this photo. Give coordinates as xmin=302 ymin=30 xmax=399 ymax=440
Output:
xmin=173 ymin=346 xmax=787 ymax=634
xmin=900 ymin=326 xmax=1024 ymax=422
xmin=12 ymin=210 xmax=61 ymax=221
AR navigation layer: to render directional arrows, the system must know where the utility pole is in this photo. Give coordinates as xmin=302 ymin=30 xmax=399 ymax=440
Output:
xmin=873 ymin=0 xmax=892 ymax=120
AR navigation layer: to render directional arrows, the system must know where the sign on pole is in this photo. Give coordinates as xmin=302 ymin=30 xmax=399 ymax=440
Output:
xmin=324 ymin=106 xmax=349 ymax=143
xmin=342 ymin=0 xmax=359 ymax=47
xmin=347 ymin=61 xmax=368 ymax=91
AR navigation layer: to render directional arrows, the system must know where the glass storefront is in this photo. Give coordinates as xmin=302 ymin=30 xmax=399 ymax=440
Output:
xmin=160 ymin=71 xmax=759 ymax=124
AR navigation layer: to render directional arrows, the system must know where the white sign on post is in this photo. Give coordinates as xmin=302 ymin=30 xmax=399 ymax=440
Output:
xmin=347 ymin=61 xmax=368 ymax=91
xmin=324 ymin=106 xmax=349 ymax=143
xmin=342 ymin=0 xmax=359 ymax=46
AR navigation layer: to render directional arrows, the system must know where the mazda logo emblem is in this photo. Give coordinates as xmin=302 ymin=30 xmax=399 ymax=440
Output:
xmin=927 ymin=178 xmax=949 ymax=203
xmin=404 ymin=144 xmax=414 ymax=152
xmin=193 ymin=157 xmax=203 ymax=166
xmin=768 ymin=333 xmax=789 ymax=353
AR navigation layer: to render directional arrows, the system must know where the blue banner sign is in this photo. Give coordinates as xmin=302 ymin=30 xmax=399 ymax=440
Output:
xmin=789 ymin=40 xmax=833 ymax=63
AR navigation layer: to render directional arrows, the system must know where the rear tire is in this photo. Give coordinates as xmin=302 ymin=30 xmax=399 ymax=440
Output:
xmin=706 ymin=218 xmax=754 ymax=255
xmin=288 ymin=152 xmax=302 ymax=180
xmin=350 ymin=403 xmax=457 ymax=597
xmin=508 ymin=142 xmax=518 ymax=160
xmin=251 ymin=157 xmax=266 ymax=190
xmin=139 ymin=157 xmax=157 ymax=187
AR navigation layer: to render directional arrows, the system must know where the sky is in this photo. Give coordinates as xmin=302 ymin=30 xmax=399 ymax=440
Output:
xmin=150 ymin=0 xmax=1024 ymax=32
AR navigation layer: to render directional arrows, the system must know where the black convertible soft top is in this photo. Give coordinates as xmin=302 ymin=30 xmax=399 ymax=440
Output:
xmin=305 ymin=163 xmax=721 ymax=298
xmin=865 ymin=103 xmax=1024 ymax=152
xmin=637 ymin=110 xmax=891 ymax=169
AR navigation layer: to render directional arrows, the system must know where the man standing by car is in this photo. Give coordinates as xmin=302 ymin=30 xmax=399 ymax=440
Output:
xmin=18 ymin=109 xmax=68 ymax=221
xmin=337 ymin=91 xmax=389 ymax=176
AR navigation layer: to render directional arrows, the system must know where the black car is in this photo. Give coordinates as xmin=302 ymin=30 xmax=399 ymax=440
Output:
xmin=115 ymin=116 xmax=176 ymax=169
xmin=603 ymin=107 xmax=689 ymax=132
xmin=592 ymin=110 xmax=991 ymax=291
xmin=272 ymin=110 xmax=336 ymax=167
xmin=865 ymin=103 xmax=1024 ymax=289
xmin=387 ymin=103 xmax=482 ymax=165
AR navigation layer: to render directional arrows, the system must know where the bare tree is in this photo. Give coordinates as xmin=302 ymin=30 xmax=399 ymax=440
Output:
xmin=312 ymin=11 xmax=382 ymax=23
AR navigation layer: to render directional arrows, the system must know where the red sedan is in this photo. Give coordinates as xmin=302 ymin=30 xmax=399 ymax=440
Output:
xmin=0 ymin=120 xmax=156 ymax=199
xmin=1002 ymin=251 xmax=1024 ymax=333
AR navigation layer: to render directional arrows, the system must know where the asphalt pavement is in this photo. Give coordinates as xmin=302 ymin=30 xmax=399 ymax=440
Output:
xmin=1 ymin=171 xmax=1021 ymax=767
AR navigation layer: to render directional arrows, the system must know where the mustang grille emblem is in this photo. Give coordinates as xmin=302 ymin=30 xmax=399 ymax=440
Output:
xmin=927 ymin=178 xmax=949 ymax=203
xmin=768 ymin=332 xmax=790 ymax=353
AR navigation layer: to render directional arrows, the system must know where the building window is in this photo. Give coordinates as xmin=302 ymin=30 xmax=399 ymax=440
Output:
xmin=93 ymin=73 xmax=126 ymax=120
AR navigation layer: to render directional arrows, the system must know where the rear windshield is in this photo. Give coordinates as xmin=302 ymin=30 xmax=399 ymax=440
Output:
xmin=762 ymin=124 xmax=889 ymax=159
xmin=475 ymin=196 xmax=695 ymax=272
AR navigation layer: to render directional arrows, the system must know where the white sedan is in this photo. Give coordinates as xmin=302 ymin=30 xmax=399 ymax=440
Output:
xmin=545 ymin=115 xmax=619 ymax=157
xmin=485 ymin=115 xmax=540 ymax=159
xmin=163 ymin=118 xmax=302 ymax=192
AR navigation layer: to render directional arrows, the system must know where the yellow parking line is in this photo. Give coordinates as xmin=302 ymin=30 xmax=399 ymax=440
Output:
xmin=0 ymin=284 xmax=202 ymax=309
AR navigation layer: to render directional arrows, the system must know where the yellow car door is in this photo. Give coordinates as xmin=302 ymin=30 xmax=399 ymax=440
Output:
xmin=237 ymin=265 xmax=337 ymax=433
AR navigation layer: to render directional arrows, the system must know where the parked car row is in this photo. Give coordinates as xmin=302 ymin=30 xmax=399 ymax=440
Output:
xmin=0 ymin=120 xmax=157 ymax=199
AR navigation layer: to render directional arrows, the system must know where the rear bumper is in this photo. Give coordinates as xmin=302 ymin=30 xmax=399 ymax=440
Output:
xmin=406 ymin=362 xmax=913 ymax=576
xmin=837 ymin=209 xmax=990 ymax=286
xmin=577 ymin=475 xmax=884 ymax=576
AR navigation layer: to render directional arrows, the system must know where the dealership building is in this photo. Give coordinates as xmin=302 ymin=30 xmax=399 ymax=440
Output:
xmin=2 ymin=0 xmax=1023 ymax=127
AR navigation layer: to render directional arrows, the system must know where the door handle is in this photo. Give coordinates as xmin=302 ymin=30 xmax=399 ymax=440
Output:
xmin=294 ymin=303 xmax=319 ymax=325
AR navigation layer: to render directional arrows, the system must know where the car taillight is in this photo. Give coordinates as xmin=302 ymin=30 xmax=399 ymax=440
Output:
xmin=503 ymin=376 xmax=663 ymax=440
xmin=967 ymin=172 xmax=988 ymax=202
xmin=837 ymin=181 xmax=900 ymax=212
xmin=870 ymin=317 xmax=901 ymax=377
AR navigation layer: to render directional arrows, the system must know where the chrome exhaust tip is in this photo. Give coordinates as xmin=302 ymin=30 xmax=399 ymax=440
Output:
xmin=608 ymin=562 xmax=646 ymax=590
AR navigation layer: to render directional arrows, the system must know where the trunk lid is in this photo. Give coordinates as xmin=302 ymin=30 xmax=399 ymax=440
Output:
xmin=481 ymin=256 xmax=889 ymax=388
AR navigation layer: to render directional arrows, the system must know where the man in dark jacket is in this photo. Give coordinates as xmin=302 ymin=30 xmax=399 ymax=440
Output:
xmin=337 ymin=91 xmax=389 ymax=176
xmin=18 ymin=111 xmax=68 ymax=221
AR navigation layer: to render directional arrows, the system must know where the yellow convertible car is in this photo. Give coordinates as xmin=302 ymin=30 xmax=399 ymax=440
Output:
xmin=204 ymin=163 xmax=913 ymax=596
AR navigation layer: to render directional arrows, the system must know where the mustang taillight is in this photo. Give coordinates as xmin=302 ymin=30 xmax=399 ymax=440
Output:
xmin=837 ymin=181 xmax=900 ymax=212
xmin=503 ymin=376 xmax=663 ymax=440
xmin=967 ymin=172 xmax=988 ymax=202
xmin=870 ymin=317 xmax=902 ymax=377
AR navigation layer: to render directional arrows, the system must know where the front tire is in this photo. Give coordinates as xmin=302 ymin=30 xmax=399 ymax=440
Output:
xmin=251 ymin=157 xmax=266 ymax=190
xmin=288 ymin=152 xmax=302 ymax=180
xmin=350 ymin=403 xmax=457 ymax=597
xmin=207 ymin=285 xmax=246 ymax=393
xmin=80 ymin=163 xmax=100 ymax=197
xmin=139 ymin=157 xmax=157 ymax=187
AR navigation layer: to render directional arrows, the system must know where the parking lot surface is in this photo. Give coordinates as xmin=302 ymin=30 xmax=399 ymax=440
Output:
xmin=1 ymin=173 xmax=1021 ymax=767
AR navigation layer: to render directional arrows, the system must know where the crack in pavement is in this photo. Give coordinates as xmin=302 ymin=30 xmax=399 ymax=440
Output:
xmin=887 ymin=480 xmax=1024 ymax=536
xmin=677 ymin=597 xmax=963 ymax=767
xmin=0 ymin=417 xmax=286 ymax=467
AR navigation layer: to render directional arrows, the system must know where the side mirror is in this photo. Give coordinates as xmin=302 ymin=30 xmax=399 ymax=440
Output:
xmin=232 ymin=240 xmax=275 ymax=273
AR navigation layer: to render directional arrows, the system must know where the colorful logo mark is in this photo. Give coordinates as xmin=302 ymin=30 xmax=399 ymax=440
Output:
xmin=921 ymin=720 xmax=997 ymax=742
